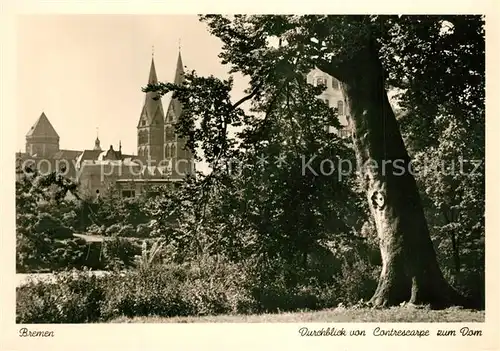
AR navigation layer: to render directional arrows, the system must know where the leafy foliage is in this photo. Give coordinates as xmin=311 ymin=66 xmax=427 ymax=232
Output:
xmin=16 ymin=15 xmax=485 ymax=311
xmin=17 ymin=258 xmax=373 ymax=323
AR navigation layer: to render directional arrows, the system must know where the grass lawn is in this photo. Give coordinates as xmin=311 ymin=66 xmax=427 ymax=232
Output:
xmin=109 ymin=306 xmax=485 ymax=323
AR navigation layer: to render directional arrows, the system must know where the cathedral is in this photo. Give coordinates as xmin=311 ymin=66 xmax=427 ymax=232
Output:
xmin=16 ymin=51 xmax=195 ymax=199
xmin=16 ymin=49 xmax=352 ymax=199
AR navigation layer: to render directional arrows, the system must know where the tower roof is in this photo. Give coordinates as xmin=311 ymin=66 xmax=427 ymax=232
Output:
xmin=139 ymin=57 xmax=164 ymax=126
xmin=174 ymin=51 xmax=184 ymax=85
xmin=26 ymin=112 xmax=59 ymax=139
xmin=148 ymin=57 xmax=158 ymax=85
xmin=166 ymin=51 xmax=185 ymax=122
xmin=94 ymin=136 xmax=101 ymax=151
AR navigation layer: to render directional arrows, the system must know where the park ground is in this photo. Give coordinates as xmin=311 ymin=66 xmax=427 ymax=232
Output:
xmin=109 ymin=306 xmax=485 ymax=323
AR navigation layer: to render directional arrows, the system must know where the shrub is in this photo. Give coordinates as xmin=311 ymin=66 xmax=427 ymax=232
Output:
xmin=86 ymin=223 xmax=104 ymax=235
xmin=100 ymin=266 xmax=194 ymax=320
xmin=48 ymin=238 xmax=88 ymax=269
xmin=336 ymin=255 xmax=379 ymax=305
xmin=102 ymin=237 xmax=141 ymax=270
xmin=443 ymin=266 xmax=485 ymax=309
xmin=16 ymin=269 xmax=106 ymax=323
xmin=117 ymin=224 xmax=135 ymax=237
xmin=136 ymin=223 xmax=150 ymax=237
xmin=105 ymin=224 xmax=123 ymax=236
xmin=16 ymin=230 xmax=105 ymax=273
xmin=61 ymin=210 xmax=78 ymax=230
xmin=33 ymin=212 xmax=74 ymax=240
xmin=17 ymin=259 xmax=254 ymax=323
xmin=135 ymin=239 xmax=166 ymax=271
xmin=16 ymin=255 xmax=382 ymax=323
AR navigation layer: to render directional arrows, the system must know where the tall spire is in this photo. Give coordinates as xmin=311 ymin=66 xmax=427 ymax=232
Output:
xmin=148 ymin=54 xmax=158 ymax=86
xmin=174 ymin=47 xmax=184 ymax=86
xmin=138 ymin=49 xmax=164 ymax=125
xmin=166 ymin=50 xmax=185 ymax=122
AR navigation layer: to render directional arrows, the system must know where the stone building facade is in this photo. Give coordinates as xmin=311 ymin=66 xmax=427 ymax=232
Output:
xmin=306 ymin=68 xmax=352 ymax=137
xmin=16 ymin=51 xmax=195 ymax=199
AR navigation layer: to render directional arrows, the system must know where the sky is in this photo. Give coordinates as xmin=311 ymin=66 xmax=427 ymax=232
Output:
xmin=16 ymin=15 xmax=249 ymax=157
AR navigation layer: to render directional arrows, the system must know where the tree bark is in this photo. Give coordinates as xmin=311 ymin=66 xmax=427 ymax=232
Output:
xmin=324 ymin=40 xmax=466 ymax=308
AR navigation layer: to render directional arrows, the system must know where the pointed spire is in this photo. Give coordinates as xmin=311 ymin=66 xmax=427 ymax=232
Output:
xmin=139 ymin=50 xmax=164 ymax=125
xmin=174 ymin=48 xmax=185 ymax=85
xmin=148 ymin=55 xmax=158 ymax=86
xmin=166 ymin=50 xmax=185 ymax=122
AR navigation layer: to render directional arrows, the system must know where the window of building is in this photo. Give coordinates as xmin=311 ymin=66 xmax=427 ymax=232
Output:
xmin=331 ymin=78 xmax=339 ymax=89
xmin=337 ymin=101 xmax=344 ymax=115
xmin=122 ymin=190 xmax=135 ymax=198
xmin=324 ymin=99 xmax=330 ymax=107
xmin=165 ymin=127 xmax=174 ymax=139
xmin=141 ymin=120 xmax=146 ymax=126
xmin=316 ymin=77 xmax=327 ymax=87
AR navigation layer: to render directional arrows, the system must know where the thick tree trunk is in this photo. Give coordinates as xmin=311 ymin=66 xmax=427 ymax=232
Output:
xmin=329 ymin=41 xmax=466 ymax=308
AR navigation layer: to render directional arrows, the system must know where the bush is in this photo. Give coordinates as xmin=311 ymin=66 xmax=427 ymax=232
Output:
xmin=16 ymin=232 xmax=106 ymax=273
xmin=444 ymin=267 xmax=485 ymax=308
xmin=117 ymin=224 xmax=135 ymax=237
xmin=17 ymin=269 xmax=106 ymax=323
xmin=17 ymin=259 xmax=255 ymax=323
xmin=100 ymin=266 xmax=194 ymax=320
xmin=102 ymin=237 xmax=141 ymax=270
xmin=33 ymin=212 xmax=74 ymax=240
xmin=87 ymin=224 xmax=105 ymax=235
xmin=105 ymin=224 xmax=123 ymax=236
xmin=136 ymin=223 xmax=150 ymax=237
xmin=336 ymin=256 xmax=379 ymax=305
xmin=49 ymin=238 xmax=88 ymax=269
xmin=16 ymin=254 xmax=383 ymax=323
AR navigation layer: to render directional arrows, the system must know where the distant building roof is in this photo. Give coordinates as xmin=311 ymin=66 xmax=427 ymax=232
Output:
xmin=53 ymin=149 xmax=82 ymax=160
xmin=26 ymin=112 xmax=59 ymax=139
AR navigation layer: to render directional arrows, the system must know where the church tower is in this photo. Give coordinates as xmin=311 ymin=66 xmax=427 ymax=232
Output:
xmin=164 ymin=51 xmax=194 ymax=176
xmin=93 ymin=128 xmax=102 ymax=151
xmin=25 ymin=112 xmax=60 ymax=157
xmin=137 ymin=54 xmax=165 ymax=164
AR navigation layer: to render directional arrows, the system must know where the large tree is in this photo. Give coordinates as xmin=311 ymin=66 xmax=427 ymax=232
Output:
xmin=150 ymin=15 xmax=484 ymax=308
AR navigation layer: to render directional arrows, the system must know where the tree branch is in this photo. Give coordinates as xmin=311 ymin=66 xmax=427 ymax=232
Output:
xmin=231 ymin=82 xmax=264 ymax=110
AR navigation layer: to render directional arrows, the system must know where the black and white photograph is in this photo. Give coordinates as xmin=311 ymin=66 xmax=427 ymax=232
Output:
xmin=1 ymin=7 xmax=498 ymax=351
